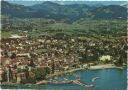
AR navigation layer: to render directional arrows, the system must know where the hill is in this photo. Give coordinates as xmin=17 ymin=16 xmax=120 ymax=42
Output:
xmin=1 ymin=1 xmax=127 ymax=22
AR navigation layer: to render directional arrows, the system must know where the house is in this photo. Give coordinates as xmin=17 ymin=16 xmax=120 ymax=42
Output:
xmin=0 ymin=67 xmax=4 ymax=83
xmin=17 ymin=53 xmax=30 ymax=57
xmin=9 ymin=34 xmax=26 ymax=39
xmin=16 ymin=72 xmax=26 ymax=83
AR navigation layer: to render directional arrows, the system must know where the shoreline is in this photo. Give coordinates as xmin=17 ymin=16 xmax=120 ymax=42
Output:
xmin=46 ymin=64 xmax=125 ymax=79
xmin=89 ymin=64 xmax=124 ymax=70
xmin=1 ymin=64 xmax=125 ymax=86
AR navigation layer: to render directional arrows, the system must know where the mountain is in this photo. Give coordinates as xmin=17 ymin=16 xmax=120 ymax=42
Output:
xmin=30 ymin=1 xmax=63 ymax=19
xmin=120 ymin=2 xmax=128 ymax=8
xmin=90 ymin=5 xmax=127 ymax=19
xmin=30 ymin=1 xmax=91 ymax=21
xmin=1 ymin=1 xmax=127 ymax=21
xmin=8 ymin=1 xmax=126 ymax=6
xmin=1 ymin=1 xmax=32 ymax=18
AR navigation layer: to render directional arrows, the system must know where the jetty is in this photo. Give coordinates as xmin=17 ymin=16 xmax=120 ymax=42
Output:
xmin=92 ymin=77 xmax=100 ymax=82
xmin=36 ymin=79 xmax=94 ymax=88
xmin=36 ymin=80 xmax=73 ymax=85
xmin=72 ymin=80 xmax=94 ymax=88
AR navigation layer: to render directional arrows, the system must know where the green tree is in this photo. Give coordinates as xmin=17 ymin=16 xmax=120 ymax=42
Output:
xmin=33 ymin=67 xmax=46 ymax=80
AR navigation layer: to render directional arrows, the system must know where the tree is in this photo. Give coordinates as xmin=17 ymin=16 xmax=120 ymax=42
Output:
xmin=51 ymin=59 xmax=55 ymax=74
xmin=10 ymin=53 xmax=16 ymax=59
xmin=28 ymin=59 xmax=35 ymax=67
xmin=33 ymin=67 xmax=46 ymax=81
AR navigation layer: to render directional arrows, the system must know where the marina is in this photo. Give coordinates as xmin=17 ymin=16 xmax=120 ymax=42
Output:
xmin=1 ymin=67 xmax=127 ymax=90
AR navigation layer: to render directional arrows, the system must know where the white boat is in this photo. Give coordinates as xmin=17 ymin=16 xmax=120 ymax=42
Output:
xmin=92 ymin=77 xmax=100 ymax=82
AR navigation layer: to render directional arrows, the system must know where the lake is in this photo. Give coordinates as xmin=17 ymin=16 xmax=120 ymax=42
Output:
xmin=1 ymin=67 xmax=127 ymax=90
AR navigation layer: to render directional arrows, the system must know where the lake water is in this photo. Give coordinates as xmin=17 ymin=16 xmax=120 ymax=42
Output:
xmin=1 ymin=68 xmax=127 ymax=90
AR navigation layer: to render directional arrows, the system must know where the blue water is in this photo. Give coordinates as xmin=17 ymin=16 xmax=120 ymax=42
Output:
xmin=2 ymin=68 xmax=127 ymax=90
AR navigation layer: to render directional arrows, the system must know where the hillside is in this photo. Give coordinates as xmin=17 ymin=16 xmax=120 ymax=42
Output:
xmin=1 ymin=1 xmax=127 ymax=39
xmin=1 ymin=1 xmax=127 ymax=22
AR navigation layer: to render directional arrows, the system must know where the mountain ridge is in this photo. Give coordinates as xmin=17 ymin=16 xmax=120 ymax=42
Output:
xmin=1 ymin=1 xmax=127 ymax=22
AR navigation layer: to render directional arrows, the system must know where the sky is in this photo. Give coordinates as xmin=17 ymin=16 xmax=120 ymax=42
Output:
xmin=3 ymin=0 xmax=128 ymax=6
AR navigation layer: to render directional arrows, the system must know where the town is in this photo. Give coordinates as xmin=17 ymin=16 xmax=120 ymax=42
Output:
xmin=0 ymin=33 xmax=127 ymax=84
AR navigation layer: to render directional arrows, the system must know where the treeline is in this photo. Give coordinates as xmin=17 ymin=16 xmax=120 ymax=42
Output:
xmin=1 ymin=18 xmax=127 ymax=39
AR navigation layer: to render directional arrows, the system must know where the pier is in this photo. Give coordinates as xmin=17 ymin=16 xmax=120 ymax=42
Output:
xmin=72 ymin=80 xmax=94 ymax=88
